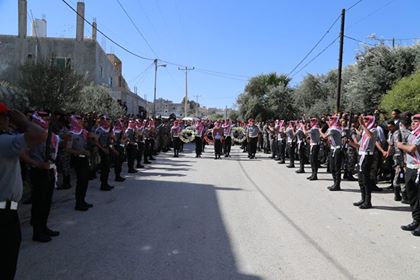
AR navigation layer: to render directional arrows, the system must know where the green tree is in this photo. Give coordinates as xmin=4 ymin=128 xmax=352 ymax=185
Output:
xmin=18 ymin=60 xmax=85 ymax=112
xmin=237 ymin=73 xmax=295 ymax=120
xmin=77 ymin=84 xmax=125 ymax=119
xmin=380 ymin=71 xmax=420 ymax=113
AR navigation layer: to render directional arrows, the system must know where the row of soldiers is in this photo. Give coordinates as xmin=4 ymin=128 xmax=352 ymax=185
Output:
xmin=19 ymin=112 xmax=182 ymax=246
xmin=252 ymin=110 xmax=420 ymax=237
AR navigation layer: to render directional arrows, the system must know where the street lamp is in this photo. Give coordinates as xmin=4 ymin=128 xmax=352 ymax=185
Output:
xmin=153 ymin=59 xmax=167 ymax=117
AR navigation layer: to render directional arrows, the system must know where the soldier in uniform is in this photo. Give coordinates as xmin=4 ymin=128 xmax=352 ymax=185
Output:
xmin=67 ymin=115 xmax=94 ymax=211
xmin=276 ymin=120 xmax=287 ymax=164
xmin=143 ymin=120 xmax=153 ymax=164
xmin=171 ymin=120 xmax=182 ymax=157
xmin=112 ymin=119 xmax=126 ymax=182
xmin=269 ymin=121 xmax=278 ymax=160
xmin=286 ymin=121 xmax=296 ymax=168
xmin=56 ymin=114 xmax=72 ymax=189
xmin=222 ymin=119 xmax=233 ymax=157
xmin=0 ymin=105 xmax=47 ymax=279
xmin=397 ymin=114 xmax=420 ymax=236
xmin=349 ymin=115 xmax=378 ymax=209
xmin=126 ymin=120 xmax=140 ymax=173
xmin=22 ymin=112 xmax=60 ymax=242
xmin=320 ymin=115 xmax=343 ymax=191
xmin=305 ymin=118 xmax=321 ymax=180
xmin=342 ymin=116 xmax=358 ymax=181
xmin=195 ymin=119 xmax=205 ymax=158
xmin=246 ymin=118 xmax=260 ymax=159
xmin=95 ymin=116 xmax=114 ymax=191
xmin=295 ymin=120 xmax=307 ymax=173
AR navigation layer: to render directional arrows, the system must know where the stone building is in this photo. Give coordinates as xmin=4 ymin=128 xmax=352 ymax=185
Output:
xmin=0 ymin=0 xmax=146 ymax=115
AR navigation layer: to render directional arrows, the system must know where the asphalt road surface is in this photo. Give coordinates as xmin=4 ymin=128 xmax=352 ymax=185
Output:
xmin=16 ymin=144 xmax=420 ymax=280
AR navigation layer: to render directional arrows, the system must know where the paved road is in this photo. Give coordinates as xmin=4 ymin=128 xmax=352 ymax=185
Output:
xmin=17 ymin=144 xmax=420 ymax=280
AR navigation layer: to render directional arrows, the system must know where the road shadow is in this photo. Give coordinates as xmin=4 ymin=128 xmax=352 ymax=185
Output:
xmin=17 ymin=179 xmax=261 ymax=280
xmin=140 ymin=172 xmax=186 ymax=177
xmin=373 ymin=205 xmax=411 ymax=212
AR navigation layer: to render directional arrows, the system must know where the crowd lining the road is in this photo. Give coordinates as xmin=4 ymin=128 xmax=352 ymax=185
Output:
xmin=1 ymin=102 xmax=419 ymax=280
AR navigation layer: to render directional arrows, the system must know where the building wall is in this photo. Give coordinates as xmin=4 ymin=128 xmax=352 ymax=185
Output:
xmin=0 ymin=35 xmax=117 ymax=88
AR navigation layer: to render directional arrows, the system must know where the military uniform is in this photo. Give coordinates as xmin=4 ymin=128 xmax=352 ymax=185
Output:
xmin=126 ymin=123 xmax=139 ymax=172
xmin=326 ymin=125 xmax=343 ymax=191
xmin=0 ymin=130 xmax=27 ymax=279
xmin=286 ymin=125 xmax=296 ymax=168
xmin=95 ymin=125 xmax=114 ymax=191
xmin=307 ymin=123 xmax=321 ymax=180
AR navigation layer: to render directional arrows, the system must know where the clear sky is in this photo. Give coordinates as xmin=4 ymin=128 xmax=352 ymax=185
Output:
xmin=0 ymin=0 xmax=419 ymax=109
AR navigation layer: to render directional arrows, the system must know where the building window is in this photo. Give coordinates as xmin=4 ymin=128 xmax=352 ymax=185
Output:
xmin=109 ymin=77 xmax=113 ymax=87
xmin=100 ymin=66 xmax=103 ymax=78
xmin=27 ymin=54 xmax=33 ymax=63
xmin=51 ymin=57 xmax=71 ymax=69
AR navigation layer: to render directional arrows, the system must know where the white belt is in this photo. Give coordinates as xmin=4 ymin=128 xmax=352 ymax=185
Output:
xmin=310 ymin=143 xmax=319 ymax=146
xmin=0 ymin=201 xmax=18 ymax=210
xmin=359 ymin=151 xmax=372 ymax=156
xmin=78 ymin=154 xmax=86 ymax=158
xmin=331 ymin=146 xmax=342 ymax=150
xmin=407 ymin=164 xmax=420 ymax=170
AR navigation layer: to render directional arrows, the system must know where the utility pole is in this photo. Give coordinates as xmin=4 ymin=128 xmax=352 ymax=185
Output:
xmin=193 ymin=94 xmax=201 ymax=117
xmin=153 ymin=59 xmax=167 ymax=118
xmin=336 ymin=8 xmax=346 ymax=113
xmin=178 ymin=66 xmax=195 ymax=118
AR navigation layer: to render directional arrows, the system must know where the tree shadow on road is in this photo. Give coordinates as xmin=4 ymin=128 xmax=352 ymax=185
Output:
xmin=17 ymin=179 xmax=262 ymax=280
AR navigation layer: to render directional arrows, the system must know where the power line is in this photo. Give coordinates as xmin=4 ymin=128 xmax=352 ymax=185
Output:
xmin=344 ymin=35 xmax=375 ymax=46
xmin=115 ymin=0 xmax=158 ymax=57
xmin=347 ymin=0 xmax=397 ymax=30
xmin=287 ymin=14 xmax=341 ymax=77
xmin=291 ymin=36 xmax=340 ymax=78
xmin=61 ymin=0 xmax=154 ymax=61
xmin=129 ymin=62 xmax=154 ymax=84
xmin=195 ymin=69 xmax=249 ymax=82
xmin=347 ymin=0 xmax=363 ymax=11
xmin=61 ymin=0 xmax=252 ymax=83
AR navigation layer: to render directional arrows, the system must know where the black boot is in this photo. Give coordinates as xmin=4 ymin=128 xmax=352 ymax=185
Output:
xmin=115 ymin=176 xmax=126 ymax=182
xmin=346 ymin=174 xmax=357 ymax=181
xmin=359 ymin=193 xmax=372 ymax=209
xmin=401 ymin=221 xmax=419 ymax=231
xmin=353 ymin=186 xmax=365 ymax=206
xmin=394 ymin=186 xmax=402 ymax=201
xmin=33 ymin=228 xmax=52 ymax=242
xmin=401 ymin=190 xmax=409 ymax=204
xmin=295 ymin=169 xmax=305 ymax=174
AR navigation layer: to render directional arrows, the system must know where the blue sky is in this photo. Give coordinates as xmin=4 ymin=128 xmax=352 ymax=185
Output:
xmin=1 ymin=0 xmax=419 ymax=109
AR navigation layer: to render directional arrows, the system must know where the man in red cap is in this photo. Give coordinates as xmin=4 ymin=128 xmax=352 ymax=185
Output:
xmin=0 ymin=103 xmax=47 ymax=279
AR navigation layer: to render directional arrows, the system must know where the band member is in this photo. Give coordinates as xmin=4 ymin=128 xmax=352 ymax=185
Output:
xmin=143 ymin=120 xmax=153 ymax=164
xmin=126 ymin=120 xmax=139 ymax=173
xmin=286 ymin=121 xmax=296 ymax=168
xmin=320 ymin=115 xmax=343 ymax=191
xmin=67 ymin=115 xmax=94 ymax=211
xmin=306 ymin=118 xmax=321 ymax=180
xmin=195 ymin=120 xmax=205 ymax=158
xmin=269 ymin=121 xmax=278 ymax=159
xmin=348 ymin=115 xmax=377 ymax=208
xmin=295 ymin=121 xmax=307 ymax=173
xmin=246 ymin=119 xmax=260 ymax=159
xmin=22 ymin=112 xmax=60 ymax=242
xmin=95 ymin=115 xmax=114 ymax=191
xmin=146 ymin=119 xmax=156 ymax=161
xmin=171 ymin=120 xmax=182 ymax=157
xmin=397 ymin=114 xmax=420 ymax=236
xmin=112 ymin=119 xmax=126 ymax=182
xmin=222 ymin=119 xmax=233 ymax=157
xmin=213 ymin=121 xmax=223 ymax=159
xmin=276 ymin=120 xmax=287 ymax=164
